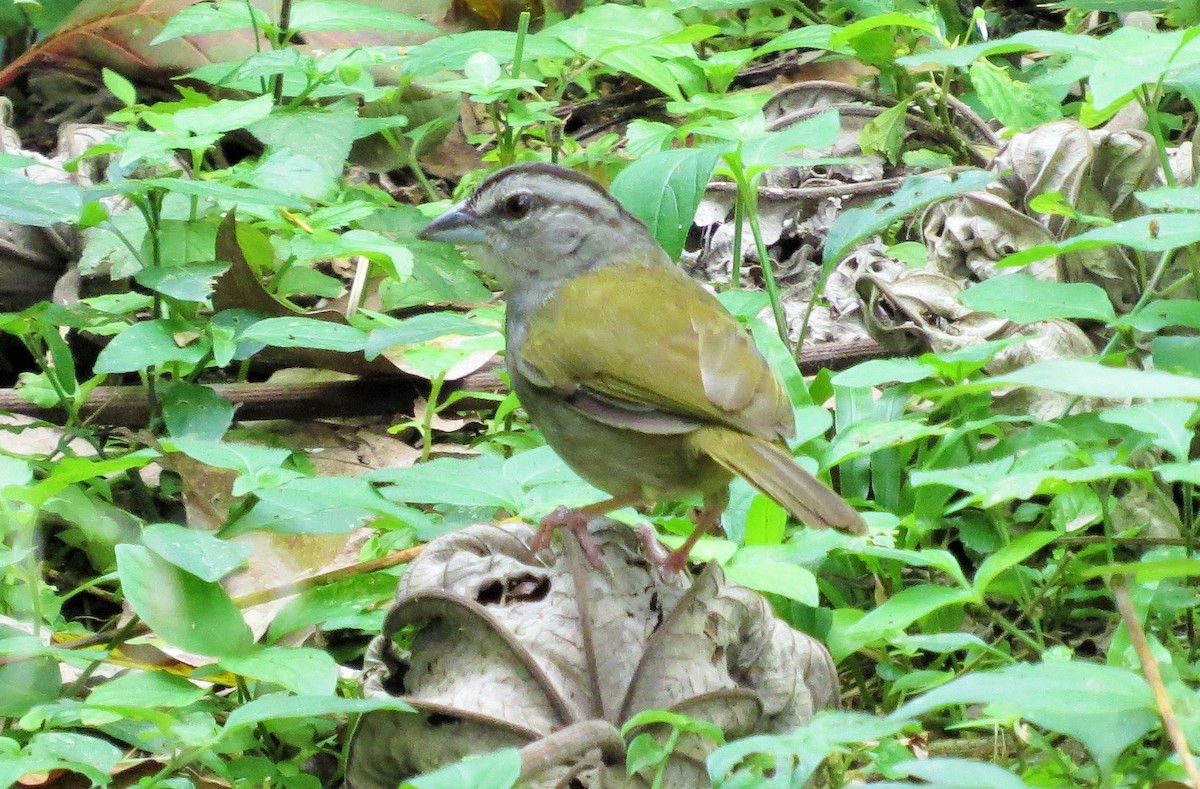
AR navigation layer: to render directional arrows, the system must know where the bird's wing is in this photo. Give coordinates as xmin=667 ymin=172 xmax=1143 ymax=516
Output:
xmin=515 ymin=260 xmax=794 ymax=441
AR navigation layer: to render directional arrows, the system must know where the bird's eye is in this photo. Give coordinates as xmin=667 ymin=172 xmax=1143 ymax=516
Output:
xmin=502 ymin=193 xmax=533 ymax=220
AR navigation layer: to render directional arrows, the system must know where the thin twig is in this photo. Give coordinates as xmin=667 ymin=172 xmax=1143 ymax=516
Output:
xmin=1112 ymin=576 xmax=1200 ymax=788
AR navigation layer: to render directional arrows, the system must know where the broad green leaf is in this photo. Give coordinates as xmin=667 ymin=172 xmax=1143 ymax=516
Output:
xmin=219 ymin=645 xmax=338 ymax=696
xmin=893 ymin=661 xmax=1158 ymax=777
xmin=969 ymin=60 xmax=1062 ymax=131
xmin=369 ymin=455 xmax=518 ymax=510
xmin=894 ymin=757 xmax=1032 ymax=789
xmin=829 ymin=12 xmax=940 ymax=48
xmin=248 ymin=103 xmax=359 ymax=179
xmin=171 ymin=95 xmax=274 ymax=135
xmin=228 ymin=476 xmax=394 ymax=537
xmin=753 ymin=26 xmax=840 ymax=58
xmin=1001 ymin=213 xmax=1200 ymax=267
xmin=1152 ymin=335 xmax=1200 ymax=377
xmin=222 ymin=692 xmax=415 ymax=734
xmin=912 ymin=461 xmax=1142 ymax=508
xmin=825 ymin=419 xmax=950 ymax=466
xmin=1120 ymin=299 xmax=1200 ymax=331
xmin=401 ymin=747 xmax=521 ymax=789
xmin=135 ymin=261 xmax=230 ymax=304
xmin=973 ymin=531 xmax=1059 ymax=596
xmin=23 ymin=733 xmax=122 ymax=786
xmin=238 ymin=317 xmax=368 ymax=352
xmin=851 ymin=546 xmax=970 ymax=589
xmin=0 ymin=172 xmax=82 ymax=226
xmin=829 ymin=585 xmax=975 ymax=661
xmin=288 ymin=0 xmax=438 ymax=33
xmin=708 ymin=710 xmax=910 ymax=788
xmin=1081 ymin=558 xmax=1200 ymax=581
xmin=966 ymin=359 xmax=1200 ymax=399
xmin=161 ymin=381 xmax=235 ymax=441
xmin=85 ymin=670 xmax=207 ymax=709
xmin=725 ymin=560 xmax=818 ymax=605
xmin=365 ymin=313 xmax=497 ymax=361
xmin=151 ymin=2 xmax=268 ymax=44
xmin=831 ymin=358 xmax=935 ymax=387
xmin=93 ymin=319 xmax=211 ymax=373
xmin=824 ymin=170 xmax=995 ymax=265
xmin=116 ymin=544 xmax=253 ymax=657
xmin=269 ymin=572 xmax=399 ymax=639
xmin=551 ymin=5 xmax=693 ymax=101
xmin=1136 ymin=184 xmax=1200 ymax=211
xmin=958 ymin=274 xmax=1116 ymax=323
xmin=140 ymin=177 xmax=309 ymax=209
xmin=1099 ymin=401 xmax=1197 ymax=460
xmin=611 ymin=146 xmax=721 ymax=260
xmin=143 ymin=522 xmax=249 ymax=582
xmin=743 ymin=495 xmax=787 ymax=546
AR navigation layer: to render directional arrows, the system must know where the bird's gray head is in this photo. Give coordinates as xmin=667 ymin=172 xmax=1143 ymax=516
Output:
xmin=418 ymin=163 xmax=662 ymax=290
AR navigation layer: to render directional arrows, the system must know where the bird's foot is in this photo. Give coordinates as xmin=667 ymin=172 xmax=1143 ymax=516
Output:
xmin=532 ymin=506 xmax=605 ymax=569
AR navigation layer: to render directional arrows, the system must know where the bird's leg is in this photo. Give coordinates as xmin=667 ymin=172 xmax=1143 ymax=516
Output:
xmin=660 ymin=489 xmax=729 ymax=576
xmin=532 ymin=493 xmax=644 ymax=568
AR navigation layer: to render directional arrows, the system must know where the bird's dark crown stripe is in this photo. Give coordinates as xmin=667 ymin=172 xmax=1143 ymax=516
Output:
xmin=474 ymin=162 xmax=611 ymax=202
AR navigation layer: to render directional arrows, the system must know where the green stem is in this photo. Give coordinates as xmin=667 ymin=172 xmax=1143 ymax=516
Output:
xmin=729 ymin=192 xmax=745 ymax=288
xmin=420 ymin=374 xmax=446 ymax=463
xmin=742 ymin=182 xmax=790 ymax=346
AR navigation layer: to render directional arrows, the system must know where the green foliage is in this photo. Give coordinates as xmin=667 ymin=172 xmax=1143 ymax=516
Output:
xmin=3 ymin=0 xmax=1200 ymax=786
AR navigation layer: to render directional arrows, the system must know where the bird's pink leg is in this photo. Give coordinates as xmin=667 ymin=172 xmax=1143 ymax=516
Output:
xmin=531 ymin=493 xmax=645 ymax=568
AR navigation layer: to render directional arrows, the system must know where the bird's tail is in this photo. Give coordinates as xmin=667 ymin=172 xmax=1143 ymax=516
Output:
xmin=693 ymin=427 xmax=866 ymax=534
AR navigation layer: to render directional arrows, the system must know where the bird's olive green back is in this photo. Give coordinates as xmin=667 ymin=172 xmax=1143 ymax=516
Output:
xmin=515 ymin=258 xmax=794 ymax=441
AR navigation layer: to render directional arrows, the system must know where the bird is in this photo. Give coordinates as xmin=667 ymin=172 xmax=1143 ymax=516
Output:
xmin=418 ymin=162 xmax=865 ymax=572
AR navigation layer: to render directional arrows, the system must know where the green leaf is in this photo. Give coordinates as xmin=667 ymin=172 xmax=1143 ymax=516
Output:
xmin=725 ymin=560 xmax=818 ymax=605
xmin=1081 ymin=558 xmax=1200 ymax=581
xmin=968 ymin=360 xmax=1200 ymax=399
xmin=1152 ymin=335 xmax=1200 ymax=377
xmin=288 ymin=0 xmax=438 ymax=33
xmin=959 ymin=274 xmax=1115 ymax=323
xmin=551 ymin=5 xmax=694 ymax=101
xmin=626 ymin=732 xmax=667 ymax=776
xmin=219 ymin=645 xmax=338 ymax=696
xmin=227 ymin=476 xmax=391 ymax=537
xmin=973 ymin=531 xmax=1058 ymax=596
xmin=161 ymin=381 xmax=235 ymax=441
xmin=0 ymin=172 xmax=83 ymax=226
xmin=894 ymin=757 xmax=1032 ymax=789
xmin=892 ymin=661 xmax=1158 ymax=777
xmin=1099 ymin=401 xmax=1197 ymax=461
xmin=116 ymin=544 xmax=253 ymax=657
xmin=369 ymin=454 xmax=517 ymax=509
xmin=611 ymin=146 xmax=720 ymax=260
xmin=102 ymin=68 xmax=137 ymax=106
xmin=239 ymin=317 xmax=368 ymax=352
xmin=365 ymin=312 xmax=497 ymax=360
xmin=1120 ymin=299 xmax=1200 ymax=331
xmin=142 ymin=522 xmax=249 ymax=582
xmin=401 ymin=747 xmax=521 ymax=789
xmin=141 ymin=176 xmax=310 ymax=210
xmin=85 ymin=670 xmax=207 ymax=709
xmin=831 ymin=358 xmax=935 ymax=388
xmin=222 ymin=692 xmax=415 ymax=734
xmin=1001 ymin=213 xmax=1200 ymax=267
xmin=829 ymin=585 xmax=975 ymax=661
xmin=93 ymin=319 xmax=211 ymax=373
xmin=135 ymin=261 xmax=230 ymax=304
xmin=151 ymin=2 xmax=268 ymax=44
xmin=824 ymin=170 xmax=995 ymax=265
xmin=968 ymin=60 xmax=1062 ymax=132
xmin=743 ymin=495 xmax=787 ymax=546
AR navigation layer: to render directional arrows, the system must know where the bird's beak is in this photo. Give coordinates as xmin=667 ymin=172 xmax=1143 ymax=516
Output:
xmin=418 ymin=201 xmax=487 ymax=244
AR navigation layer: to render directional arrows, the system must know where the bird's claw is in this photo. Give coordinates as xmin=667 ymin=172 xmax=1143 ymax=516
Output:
xmin=532 ymin=506 xmax=605 ymax=569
